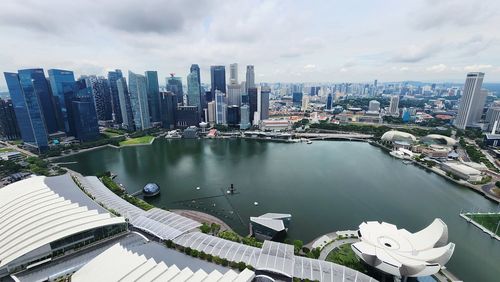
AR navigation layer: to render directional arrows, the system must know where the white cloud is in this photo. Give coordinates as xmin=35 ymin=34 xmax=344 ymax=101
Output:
xmin=426 ymin=64 xmax=447 ymax=73
xmin=463 ymin=64 xmax=493 ymax=72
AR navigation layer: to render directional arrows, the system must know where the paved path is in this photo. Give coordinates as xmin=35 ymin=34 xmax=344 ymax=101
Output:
xmin=0 ymin=141 xmax=37 ymax=157
xmin=319 ymin=238 xmax=359 ymax=260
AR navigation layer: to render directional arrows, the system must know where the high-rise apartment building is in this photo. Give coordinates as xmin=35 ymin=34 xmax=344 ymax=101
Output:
xmin=128 ymin=71 xmax=151 ymax=131
xmin=389 ymin=95 xmax=400 ymax=116
xmin=454 ymin=72 xmax=486 ymax=129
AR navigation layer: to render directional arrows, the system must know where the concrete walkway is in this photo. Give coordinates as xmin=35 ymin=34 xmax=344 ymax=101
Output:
xmin=319 ymin=238 xmax=359 ymax=260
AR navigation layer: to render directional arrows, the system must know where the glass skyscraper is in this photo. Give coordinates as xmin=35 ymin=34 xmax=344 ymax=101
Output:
xmin=63 ymin=79 xmax=99 ymax=142
xmin=145 ymin=71 xmax=161 ymax=123
xmin=166 ymin=75 xmax=184 ymax=105
xmin=116 ymin=77 xmax=134 ymax=130
xmin=211 ymin=65 xmax=226 ymax=97
xmin=187 ymin=70 xmax=201 ymax=112
xmin=107 ymin=69 xmax=123 ymax=124
xmin=48 ymin=69 xmax=75 ymax=132
xmin=160 ymin=91 xmax=177 ymax=130
xmin=128 ymin=71 xmax=151 ymax=131
xmin=0 ymin=98 xmax=21 ymax=140
xmin=4 ymin=71 xmax=49 ymax=152
xmin=85 ymin=76 xmax=113 ymax=121
xmin=215 ymin=90 xmax=227 ymax=125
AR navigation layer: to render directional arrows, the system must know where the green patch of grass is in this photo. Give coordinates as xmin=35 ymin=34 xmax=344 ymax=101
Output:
xmin=326 ymin=243 xmax=367 ymax=273
xmin=102 ymin=131 xmax=121 ymax=138
xmin=119 ymin=135 xmax=154 ymax=146
xmin=467 ymin=213 xmax=500 ymax=236
xmin=0 ymin=148 xmax=14 ymax=153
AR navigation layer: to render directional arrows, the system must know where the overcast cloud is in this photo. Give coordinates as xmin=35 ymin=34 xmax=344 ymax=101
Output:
xmin=1 ymin=0 xmax=500 ymax=90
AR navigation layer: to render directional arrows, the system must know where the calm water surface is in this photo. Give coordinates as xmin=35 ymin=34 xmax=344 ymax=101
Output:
xmin=60 ymin=139 xmax=500 ymax=282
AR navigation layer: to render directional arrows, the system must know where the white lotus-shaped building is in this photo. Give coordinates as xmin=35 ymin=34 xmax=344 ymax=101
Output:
xmin=351 ymin=219 xmax=455 ymax=277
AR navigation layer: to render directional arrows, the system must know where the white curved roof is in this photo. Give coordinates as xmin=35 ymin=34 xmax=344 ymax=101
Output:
xmin=381 ymin=130 xmax=417 ymax=143
xmin=0 ymin=175 xmax=126 ymax=269
xmin=422 ymin=134 xmax=456 ymax=146
xmin=352 ymin=219 xmax=455 ymax=277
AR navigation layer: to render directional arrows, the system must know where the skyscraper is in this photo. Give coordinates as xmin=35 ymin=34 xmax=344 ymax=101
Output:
xmin=227 ymin=105 xmax=240 ymax=126
xmin=368 ymin=100 xmax=380 ymax=112
xmin=0 ymin=98 xmax=20 ymax=140
xmin=190 ymin=64 xmax=203 ymax=110
xmin=245 ymin=65 xmax=255 ymax=94
xmin=454 ymin=72 xmax=486 ymax=130
xmin=4 ymin=71 xmax=49 ymax=152
xmin=166 ymin=75 xmax=184 ymax=105
xmin=64 ymin=79 xmax=100 ymax=142
xmin=160 ymin=91 xmax=176 ymax=129
xmin=227 ymin=84 xmax=242 ymax=106
xmin=128 ymin=71 xmax=151 ymax=131
xmin=389 ymin=95 xmax=400 ymax=116
xmin=260 ymin=86 xmax=270 ymax=120
xmin=145 ymin=71 xmax=161 ymax=123
xmin=107 ymin=69 xmax=123 ymax=124
xmin=48 ymin=69 xmax=75 ymax=132
xmin=240 ymin=104 xmax=251 ymax=130
xmin=486 ymin=107 xmax=500 ymax=133
xmin=248 ymin=87 xmax=258 ymax=124
xmin=187 ymin=70 xmax=201 ymax=112
xmin=229 ymin=63 xmax=238 ymax=85
xmin=215 ymin=90 xmax=227 ymax=125
xmin=116 ymin=77 xmax=134 ymax=130
xmin=86 ymin=76 xmax=113 ymax=121
xmin=301 ymin=95 xmax=309 ymax=112
xmin=326 ymin=94 xmax=333 ymax=110
xmin=210 ymin=66 xmax=226 ymax=96
xmin=292 ymin=92 xmax=303 ymax=107
xmin=176 ymin=106 xmax=200 ymax=128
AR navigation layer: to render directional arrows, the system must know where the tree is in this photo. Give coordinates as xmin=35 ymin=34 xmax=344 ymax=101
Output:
xmin=293 ymin=240 xmax=304 ymax=254
xmin=200 ymin=223 xmax=210 ymax=234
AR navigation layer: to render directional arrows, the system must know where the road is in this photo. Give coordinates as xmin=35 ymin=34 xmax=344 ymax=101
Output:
xmin=318 ymin=238 xmax=359 ymax=260
xmin=0 ymin=141 xmax=37 ymax=157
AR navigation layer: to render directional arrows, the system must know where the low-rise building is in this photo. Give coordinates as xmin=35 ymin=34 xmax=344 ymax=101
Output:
xmin=259 ymin=119 xmax=292 ymax=131
xmin=0 ymin=151 xmax=24 ymax=162
xmin=440 ymin=162 xmax=483 ymax=182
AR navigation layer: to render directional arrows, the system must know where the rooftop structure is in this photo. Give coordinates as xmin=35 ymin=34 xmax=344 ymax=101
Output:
xmin=352 ymin=219 xmax=455 ymax=278
xmin=420 ymin=134 xmax=456 ymax=146
xmin=381 ymin=130 xmax=417 ymax=144
xmin=0 ymin=175 xmax=127 ymax=278
xmin=250 ymin=213 xmax=291 ymax=241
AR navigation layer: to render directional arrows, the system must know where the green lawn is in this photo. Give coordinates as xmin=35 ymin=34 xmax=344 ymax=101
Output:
xmin=0 ymin=148 xmax=14 ymax=153
xmin=119 ymin=135 xmax=154 ymax=146
xmin=326 ymin=244 xmax=367 ymax=273
xmin=102 ymin=131 xmax=120 ymax=138
xmin=467 ymin=213 xmax=500 ymax=236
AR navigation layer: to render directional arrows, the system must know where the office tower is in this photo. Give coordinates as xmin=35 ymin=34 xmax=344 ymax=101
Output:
xmin=107 ymin=69 xmax=123 ymax=124
xmin=160 ymin=91 xmax=176 ymax=130
xmin=128 ymin=71 xmax=151 ymax=131
xmin=227 ymin=84 xmax=242 ymax=106
xmin=145 ymin=71 xmax=161 ymax=123
xmin=116 ymin=77 xmax=134 ymax=130
xmin=0 ymin=98 xmax=20 ymax=140
xmin=245 ymin=65 xmax=255 ymax=94
xmin=292 ymin=92 xmax=303 ymax=107
xmin=166 ymin=75 xmax=184 ymax=105
xmin=368 ymin=100 xmax=380 ymax=112
xmin=230 ymin=63 xmax=238 ymax=85
xmin=190 ymin=64 xmax=203 ymax=109
xmin=301 ymin=95 xmax=309 ymax=112
xmin=486 ymin=107 xmax=500 ymax=133
xmin=86 ymin=76 xmax=113 ymax=121
xmin=310 ymin=86 xmax=319 ymax=96
xmin=210 ymin=66 xmax=226 ymax=97
xmin=326 ymin=94 xmax=333 ymax=110
xmin=187 ymin=70 xmax=201 ymax=112
xmin=207 ymin=101 xmax=216 ymax=125
xmin=389 ymin=95 xmax=400 ymax=116
xmin=63 ymin=79 xmax=99 ymax=142
xmin=260 ymin=86 xmax=270 ymax=120
xmin=454 ymin=72 xmax=486 ymax=129
xmin=215 ymin=90 xmax=227 ymax=125
xmin=176 ymin=106 xmax=200 ymax=128
xmin=4 ymin=71 xmax=49 ymax=152
xmin=240 ymin=104 xmax=251 ymax=130
xmin=227 ymin=105 xmax=240 ymax=126
xmin=248 ymin=87 xmax=258 ymax=124
xmin=48 ymin=69 xmax=75 ymax=132
xmin=205 ymin=90 xmax=213 ymax=103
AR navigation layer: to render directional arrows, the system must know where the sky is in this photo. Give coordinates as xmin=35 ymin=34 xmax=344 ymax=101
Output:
xmin=1 ymin=0 xmax=500 ymax=90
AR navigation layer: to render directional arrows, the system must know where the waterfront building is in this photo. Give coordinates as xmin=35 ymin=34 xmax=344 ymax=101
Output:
xmin=292 ymin=92 xmax=303 ymax=107
xmin=187 ymin=70 xmax=201 ymax=112
xmin=0 ymin=175 xmax=127 ymax=278
xmin=227 ymin=105 xmax=240 ymax=126
xmin=207 ymin=101 xmax=216 ymax=125
xmin=166 ymin=75 xmax=184 ymax=105
xmin=260 ymin=86 xmax=270 ymax=120
xmin=215 ymin=90 xmax=227 ymax=125
xmin=86 ymin=75 xmax=113 ymax=121
xmin=454 ymin=72 xmax=486 ymax=129
xmin=381 ymin=130 xmax=417 ymax=146
xmin=160 ymin=91 xmax=177 ymax=130
xmin=389 ymin=95 xmax=400 ymax=116
xmin=4 ymin=71 xmax=49 ymax=152
xmin=240 ymin=104 xmax=251 ymax=130
xmin=245 ymin=65 xmax=255 ymax=94
xmin=176 ymin=106 xmax=200 ymax=128
xmin=259 ymin=119 xmax=292 ymax=131
xmin=107 ymin=69 xmax=123 ymax=124
xmin=368 ymin=100 xmax=380 ymax=112
xmin=441 ymin=162 xmax=482 ymax=181
xmin=128 ymin=71 xmax=151 ymax=131
xmin=48 ymin=69 xmax=75 ymax=132
xmin=485 ymin=106 xmax=500 ymax=133
xmin=182 ymin=126 xmax=198 ymax=139
xmin=248 ymin=87 xmax=258 ymax=124
xmin=116 ymin=77 xmax=134 ymax=130
xmin=210 ymin=65 xmax=226 ymax=96
xmin=326 ymin=94 xmax=333 ymax=110
xmin=250 ymin=213 xmax=291 ymax=241
xmin=64 ymin=79 xmax=100 ymax=142
xmin=0 ymin=98 xmax=20 ymax=140
xmin=145 ymin=71 xmax=161 ymax=123
xmin=352 ymin=219 xmax=454 ymax=278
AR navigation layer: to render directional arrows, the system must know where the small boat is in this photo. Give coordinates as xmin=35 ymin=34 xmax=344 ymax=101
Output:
xmin=403 ymin=160 xmax=412 ymax=165
xmin=196 ymin=186 xmax=200 ymax=190
xmin=254 ymin=202 xmax=259 ymax=206
xmin=306 ymin=140 xmax=313 ymax=144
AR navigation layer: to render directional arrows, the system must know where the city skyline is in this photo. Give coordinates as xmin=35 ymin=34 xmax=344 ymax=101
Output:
xmin=1 ymin=0 xmax=500 ymax=91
